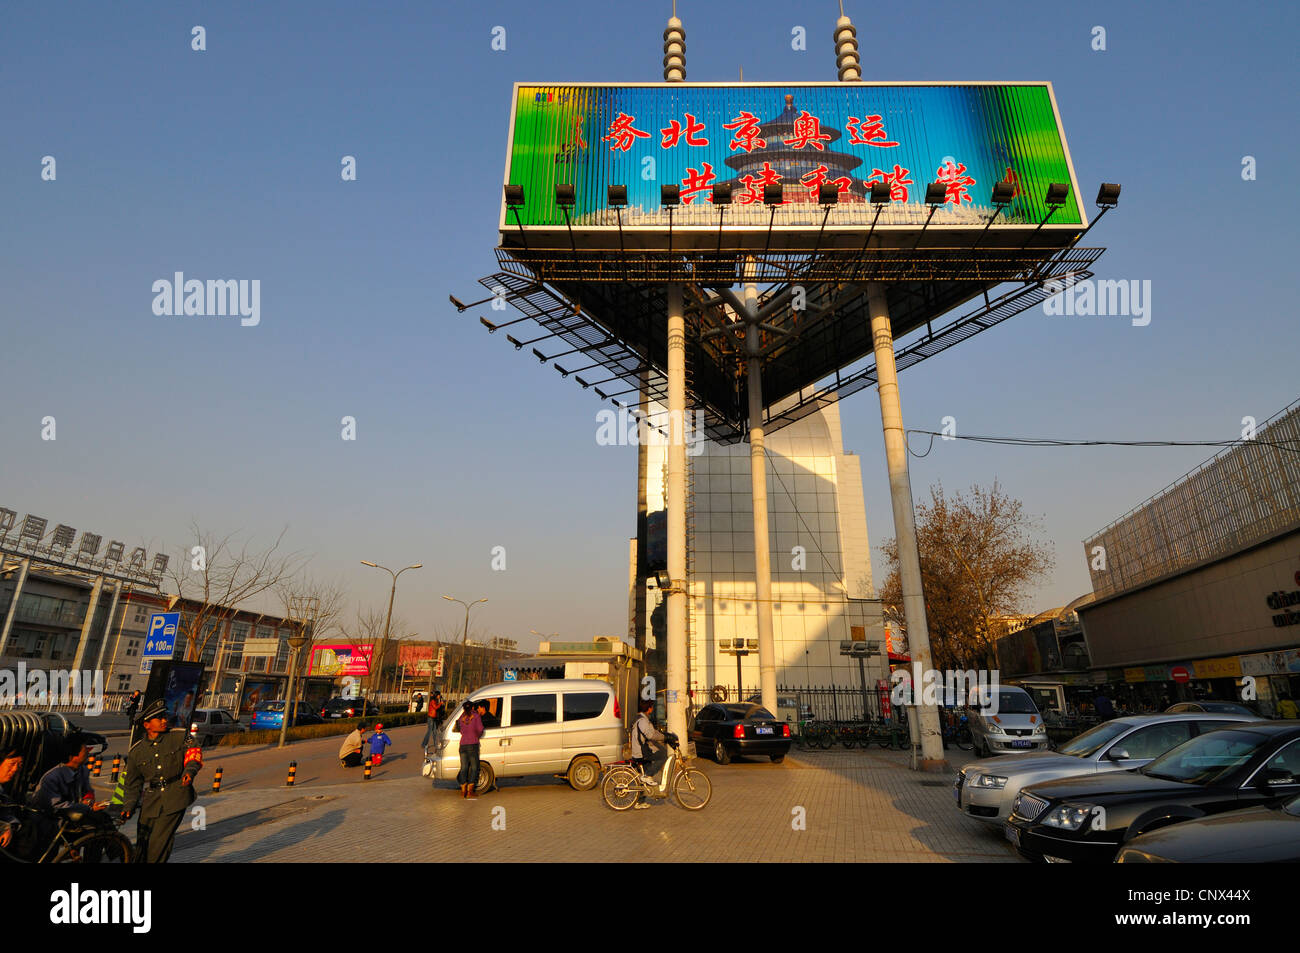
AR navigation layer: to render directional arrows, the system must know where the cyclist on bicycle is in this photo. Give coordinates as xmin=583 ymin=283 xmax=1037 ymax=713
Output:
xmin=34 ymin=733 xmax=104 ymax=814
xmin=630 ymin=699 xmax=675 ymax=810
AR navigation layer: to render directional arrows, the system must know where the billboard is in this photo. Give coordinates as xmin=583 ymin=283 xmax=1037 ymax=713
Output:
xmin=398 ymin=644 xmax=445 ymax=676
xmin=308 ymin=643 xmax=373 ymax=677
xmin=503 ymin=82 xmax=1085 ymax=243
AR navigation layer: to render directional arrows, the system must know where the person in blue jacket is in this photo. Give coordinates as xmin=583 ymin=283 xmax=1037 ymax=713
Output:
xmin=368 ymin=724 xmax=392 ymax=766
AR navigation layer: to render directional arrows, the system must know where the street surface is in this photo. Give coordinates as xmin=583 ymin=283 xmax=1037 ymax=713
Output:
xmin=89 ymin=724 xmax=1020 ymax=862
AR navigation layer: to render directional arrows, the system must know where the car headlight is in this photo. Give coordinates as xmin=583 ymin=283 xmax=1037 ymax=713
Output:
xmin=969 ymin=773 xmax=1008 ymax=789
xmin=1031 ymin=722 xmax=1047 ymax=735
xmin=1041 ymin=804 xmax=1094 ymax=831
xmin=984 ymin=721 xmax=1005 ymax=734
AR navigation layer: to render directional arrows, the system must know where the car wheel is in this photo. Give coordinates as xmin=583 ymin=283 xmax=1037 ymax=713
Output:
xmin=712 ymin=739 xmax=732 ymax=765
xmin=476 ymin=761 xmax=496 ymax=793
xmin=770 ymin=754 xmax=784 ymax=763
xmin=567 ymin=755 xmax=601 ymax=791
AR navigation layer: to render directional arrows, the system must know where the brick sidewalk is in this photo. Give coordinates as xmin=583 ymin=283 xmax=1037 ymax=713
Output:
xmin=159 ymin=738 xmax=1020 ymax=863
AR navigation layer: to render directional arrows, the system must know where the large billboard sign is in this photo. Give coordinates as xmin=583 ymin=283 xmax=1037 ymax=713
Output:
xmin=308 ymin=643 xmax=373 ymax=677
xmin=502 ymin=82 xmax=1085 ymax=246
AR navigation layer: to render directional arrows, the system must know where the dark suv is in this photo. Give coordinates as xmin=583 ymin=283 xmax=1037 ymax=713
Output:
xmin=320 ymin=697 xmax=380 ymax=720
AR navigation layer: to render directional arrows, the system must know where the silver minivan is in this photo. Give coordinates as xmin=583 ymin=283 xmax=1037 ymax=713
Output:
xmin=422 ymin=679 xmax=624 ymax=793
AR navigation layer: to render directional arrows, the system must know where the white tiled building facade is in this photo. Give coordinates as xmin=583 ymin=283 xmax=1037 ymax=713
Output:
xmin=649 ymin=401 xmax=890 ymax=694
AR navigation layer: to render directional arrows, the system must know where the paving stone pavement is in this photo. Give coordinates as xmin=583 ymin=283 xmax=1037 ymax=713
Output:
xmin=155 ymin=733 xmax=1022 ymax=863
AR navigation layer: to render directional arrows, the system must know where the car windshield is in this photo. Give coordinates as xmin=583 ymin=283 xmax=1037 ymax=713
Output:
xmin=976 ymin=692 xmax=1038 ymax=715
xmin=258 ymin=702 xmax=286 ymax=713
xmin=1141 ymin=729 xmax=1266 ymax=784
xmin=1056 ymin=720 xmax=1132 ymax=758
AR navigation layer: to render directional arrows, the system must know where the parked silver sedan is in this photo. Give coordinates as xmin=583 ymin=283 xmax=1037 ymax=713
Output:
xmin=954 ymin=712 xmax=1262 ymax=825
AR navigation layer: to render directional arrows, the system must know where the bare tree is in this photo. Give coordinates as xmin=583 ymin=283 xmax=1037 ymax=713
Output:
xmin=276 ymin=575 xmax=349 ymax=691
xmin=168 ymin=523 xmax=304 ymax=663
xmin=879 ymin=481 xmax=1054 ymax=671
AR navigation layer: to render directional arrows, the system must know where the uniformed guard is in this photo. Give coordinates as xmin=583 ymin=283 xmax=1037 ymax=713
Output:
xmin=113 ymin=699 xmax=203 ymax=863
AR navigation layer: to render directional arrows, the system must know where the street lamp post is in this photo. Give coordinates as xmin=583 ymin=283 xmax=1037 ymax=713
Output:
xmin=443 ymin=595 xmax=486 ymax=697
xmin=362 ymin=560 xmax=423 ymax=704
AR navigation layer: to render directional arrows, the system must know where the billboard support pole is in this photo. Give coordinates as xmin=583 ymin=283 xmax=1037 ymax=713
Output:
xmin=665 ymin=283 xmax=688 ymax=745
xmin=867 ymin=282 xmax=948 ymax=770
xmin=743 ymin=263 xmax=778 ymax=717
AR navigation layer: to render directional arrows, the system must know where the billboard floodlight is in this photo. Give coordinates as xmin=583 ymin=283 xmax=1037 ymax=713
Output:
xmin=480 ymin=316 xmax=497 ymax=331
xmin=711 ymin=183 xmax=733 ymax=205
xmin=555 ymin=183 xmax=576 ymax=207
xmin=532 ymin=348 xmax=548 ymax=363
xmin=506 ymin=335 xmax=525 ymax=350
xmin=1045 ymin=182 xmax=1069 ymax=207
xmin=554 ymin=364 xmax=570 ymax=378
xmin=660 ymin=184 xmax=680 ymax=205
xmin=574 ymin=376 xmax=590 ymax=389
xmin=763 ymin=183 xmax=783 ymax=206
xmin=869 ymin=181 xmax=891 ymax=204
xmin=817 ymin=183 xmax=840 ymax=205
xmin=105 ymin=541 xmax=125 ymax=564
xmin=991 ymin=180 xmax=1016 ymax=205
xmin=503 ymin=184 xmax=524 ymax=207
xmin=607 ymin=185 xmax=627 ymax=207
xmin=1095 ymin=182 xmax=1121 ymax=208
xmin=924 ymin=182 xmax=947 ymax=206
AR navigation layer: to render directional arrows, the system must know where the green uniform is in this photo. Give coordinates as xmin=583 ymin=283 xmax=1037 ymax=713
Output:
xmin=117 ymin=729 xmax=201 ymax=863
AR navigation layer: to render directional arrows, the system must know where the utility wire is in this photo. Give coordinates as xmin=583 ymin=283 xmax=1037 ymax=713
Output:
xmin=905 ymin=431 xmax=1300 ymax=459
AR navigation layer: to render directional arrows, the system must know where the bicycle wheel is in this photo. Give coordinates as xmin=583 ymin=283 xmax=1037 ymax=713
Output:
xmin=955 ymin=726 xmax=973 ymax=751
xmin=601 ymin=767 xmax=641 ymax=811
xmin=672 ymin=767 xmax=712 ymax=810
xmin=54 ymin=831 xmax=132 ymax=864
xmin=840 ymin=728 xmax=856 ymax=749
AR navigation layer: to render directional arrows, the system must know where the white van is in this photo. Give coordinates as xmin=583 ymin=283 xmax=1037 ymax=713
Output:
xmin=422 ymin=679 xmax=624 ymax=793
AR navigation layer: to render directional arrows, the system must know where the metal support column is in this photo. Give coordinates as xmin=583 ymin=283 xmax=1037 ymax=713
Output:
xmin=743 ymin=271 xmax=778 ymax=716
xmin=665 ymin=284 xmax=688 ymax=744
xmin=70 ymin=575 xmax=105 ymax=672
xmin=0 ymin=558 xmax=31 ymax=659
xmin=93 ymin=580 xmax=123 ymax=673
xmin=867 ymin=283 xmax=947 ymax=769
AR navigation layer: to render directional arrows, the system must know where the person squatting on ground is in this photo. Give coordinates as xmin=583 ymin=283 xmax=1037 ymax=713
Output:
xmin=456 ymin=701 xmax=484 ymax=799
xmin=368 ymin=724 xmax=392 ymax=765
xmin=339 ymin=725 xmax=369 ymax=767
xmin=114 ymin=700 xmax=202 ymax=863
xmin=630 ymin=698 xmax=670 ymax=809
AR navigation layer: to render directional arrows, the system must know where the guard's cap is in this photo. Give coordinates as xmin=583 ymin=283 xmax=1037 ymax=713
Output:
xmin=138 ymin=699 xmax=170 ymax=723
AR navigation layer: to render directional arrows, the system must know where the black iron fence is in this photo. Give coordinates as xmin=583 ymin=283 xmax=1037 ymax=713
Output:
xmin=695 ymin=684 xmax=898 ymax=723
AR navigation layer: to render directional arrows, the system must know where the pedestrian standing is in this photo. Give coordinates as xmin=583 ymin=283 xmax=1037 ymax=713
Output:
xmin=1277 ymin=693 xmax=1299 ymax=720
xmin=456 ymin=701 xmax=484 ymax=799
xmin=114 ymin=700 xmax=203 ymax=863
xmin=368 ymin=723 xmax=392 ymax=766
xmin=124 ymin=690 xmax=141 ymax=724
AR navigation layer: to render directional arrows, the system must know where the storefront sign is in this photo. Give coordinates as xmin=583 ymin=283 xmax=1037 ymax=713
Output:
xmin=1192 ymin=656 xmax=1243 ymax=679
xmin=1241 ymin=648 xmax=1300 ymax=677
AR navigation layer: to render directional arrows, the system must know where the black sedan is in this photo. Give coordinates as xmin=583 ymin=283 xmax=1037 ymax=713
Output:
xmin=1005 ymin=722 xmax=1300 ymax=863
xmin=1116 ymin=792 xmax=1300 ymax=862
xmin=689 ymin=703 xmax=791 ymax=764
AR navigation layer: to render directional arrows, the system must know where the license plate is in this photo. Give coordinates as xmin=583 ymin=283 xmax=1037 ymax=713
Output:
xmin=1012 ymin=740 xmax=1032 ymax=748
xmin=756 ymin=726 xmax=774 ymax=735
xmin=1004 ymin=824 xmax=1021 ymax=847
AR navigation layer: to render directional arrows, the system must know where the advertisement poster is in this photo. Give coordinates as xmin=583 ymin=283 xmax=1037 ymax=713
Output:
xmin=309 ymin=643 xmax=373 ymax=677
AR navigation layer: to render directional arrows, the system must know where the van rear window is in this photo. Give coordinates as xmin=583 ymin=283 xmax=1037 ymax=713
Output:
xmin=563 ymin=693 xmax=609 ymax=722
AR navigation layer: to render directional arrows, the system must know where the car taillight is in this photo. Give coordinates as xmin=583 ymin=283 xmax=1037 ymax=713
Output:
xmin=347 ymin=708 xmax=355 ymax=717
xmin=613 ymin=697 xmax=620 ymax=719
xmin=782 ymin=723 xmax=791 ymax=738
xmin=733 ymin=724 xmax=745 ymax=739
xmin=189 ymin=724 xmax=197 ymax=734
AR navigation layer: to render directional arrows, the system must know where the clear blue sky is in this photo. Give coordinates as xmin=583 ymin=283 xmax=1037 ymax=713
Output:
xmin=2 ymin=0 xmax=1296 ymax=649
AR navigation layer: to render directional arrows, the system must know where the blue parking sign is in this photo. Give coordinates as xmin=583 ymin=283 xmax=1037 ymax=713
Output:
xmin=144 ymin=612 xmax=179 ymax=659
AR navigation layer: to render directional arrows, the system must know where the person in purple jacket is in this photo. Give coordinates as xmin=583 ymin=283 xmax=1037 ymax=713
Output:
xmin=456 ymin=701 xmax=485 ymax=799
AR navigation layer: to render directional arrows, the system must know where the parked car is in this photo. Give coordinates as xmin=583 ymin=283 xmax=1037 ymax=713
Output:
xmin=965 ymin=686 xmax=1049 ymax=757
xmin=956 ymin=712 xmax=1262 ymax=824
xmin=422 ymin=679 xmax=623 ymax=793
xmin=250 ymin=700 xmax=326 ymax=731
xmin=1116 ymin=791 xmax=1300 ymax=862
xmin=1165 ymin=701 xmax=1257 ymax=716
xmin=187 ymin=708 xmax=245 ymax=747
xmin=745 ymin=693 xmax=814 ymax=724
xmin=1005 ymin=722 xmax=1300 ymax=862
xmin=320 ymin=697 xmax=380 ymax=720
xmin=691 ymin=702 xmax=792 ymax=764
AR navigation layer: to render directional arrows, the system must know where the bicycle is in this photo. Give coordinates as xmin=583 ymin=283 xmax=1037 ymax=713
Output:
xmin=940 ymin=711 xmax=973 ymax=751
xmin=0 ymin=804 xmax=132 ymax=864
xmin=601 ymin=740 xmax=712 ymax=811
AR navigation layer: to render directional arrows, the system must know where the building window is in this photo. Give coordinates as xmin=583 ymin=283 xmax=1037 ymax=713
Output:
xmin=125 ymin=639 xmax=140 ymax=658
